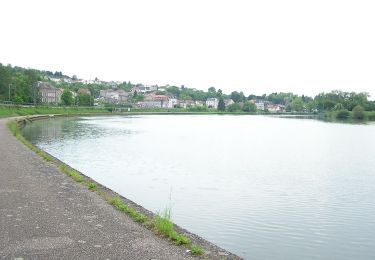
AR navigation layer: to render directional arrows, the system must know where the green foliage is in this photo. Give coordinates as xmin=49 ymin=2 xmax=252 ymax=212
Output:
xmin=306 ymin=100 xmax=317 ymax=112
xmin=77 ymin=93 xmax=92 ymax=106
xmin=315 ymin=90 xmax=370 ymax=111
xmin=166 ymin=86 xmax=180 ymax=97
xmin=179 ymin=93 xmax=192 ymax=101
xmin=110 ymin=197 xmax=148 ymax=223
xmin=87 ymin=182 xmax=97 ymax=191
xmin=242 ymin=101 xmax=257 ymax=112
xmin=130 ymin=91 xmax=144 ymax=102
xmin=289 ymin=98 xmax=304 ymax=112
xmin=191 ymin=245 xmax=204 ymax=256
xmin=154 ymin=209 xmax=174 ymax=236
xmin=0 ymin=106 xmax=110 ymax=118
xmin=154 ymin=209 xmax=190 ymax=245
xmin=59 ymin=164 xmax=84 ymax=182
xmin=352 ymin=105 xmax=365 ymax=120
xmin=217 ymin=98 xmax=225 ymax=111
xmin=226 ymin=103 xmax=241 ymax=112
xmin=265 ymin=92 xmax=295 ymax=105
xmin=117 ymin=81 xmax=133 ymax=92
xmin=0 ymin=63 xmax=41 ymax=103
xmin=333 ymin=103 xmax=344 ymax=111
xmin=336 ymin=109 xmax=350 ymax=119
xmin=230 ymin=91 xmax=246 ymax=103
xmin=61 ymin=89 xmax=74 ymax=105
xmin=367 ymin=111 xmax=375 ymax=121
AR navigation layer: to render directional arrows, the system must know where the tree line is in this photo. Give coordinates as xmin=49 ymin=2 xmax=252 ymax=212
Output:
xmin=1 ymin=63 xmax=374 ymax=114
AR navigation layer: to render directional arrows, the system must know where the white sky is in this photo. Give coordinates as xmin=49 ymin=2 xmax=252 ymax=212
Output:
xmin=1 ymin=0 xmax=374 ymax=98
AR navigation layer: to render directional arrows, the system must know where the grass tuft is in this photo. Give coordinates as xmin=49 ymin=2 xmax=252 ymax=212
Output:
xmin=191 ymin=245 xmax=204 ymax=256
xmin=110 ymin=197 xmax=148 ymax=223
xmin=87 ymin=182 xmax=97 ymax=191
xmin=59 ymin=164 xmax=84 ymax=182
xmin=154 ymin=209 xmax=190 ymax=245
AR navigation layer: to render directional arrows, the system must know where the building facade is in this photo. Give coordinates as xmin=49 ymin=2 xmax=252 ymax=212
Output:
xmin=37 ymin=82 xmax=62 ymax=104
xmin=206 ymin=98 xmax=219 ymax=109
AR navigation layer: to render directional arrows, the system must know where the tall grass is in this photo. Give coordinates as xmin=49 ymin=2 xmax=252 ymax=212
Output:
xmin=154 ymin=209 xmax=190 ymax=245
xmin=110 ymin=197 xmax=148 ymax=223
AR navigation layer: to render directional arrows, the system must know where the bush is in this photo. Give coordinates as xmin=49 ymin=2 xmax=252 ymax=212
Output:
xmin=336 ymin=109 xmax=350 ymax=119
xmin=242 ymin=102 xmax=257 ymax=112
xmin=352 ymin=105 xmax=365 ymax=120
xmin=226 ymin=103 xmax=241 ymax=112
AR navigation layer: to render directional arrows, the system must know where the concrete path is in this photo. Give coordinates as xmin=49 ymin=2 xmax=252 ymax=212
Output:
xmin=0 ymin=118 xmax=194 ymax=260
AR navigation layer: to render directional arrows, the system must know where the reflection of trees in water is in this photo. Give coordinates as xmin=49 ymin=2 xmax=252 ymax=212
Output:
xmin=23 ymin=118 xmax=136 ymax=144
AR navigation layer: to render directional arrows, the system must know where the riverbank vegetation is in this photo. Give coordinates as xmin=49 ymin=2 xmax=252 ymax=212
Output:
xmin=0 ymin=105 xmax=111 ymax=118
xmin=1 ymin=63 xmax=375 ymax=121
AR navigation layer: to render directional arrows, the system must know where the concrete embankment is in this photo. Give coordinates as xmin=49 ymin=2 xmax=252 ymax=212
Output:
xmin=0 ymin=116 xmax=241 ymax=260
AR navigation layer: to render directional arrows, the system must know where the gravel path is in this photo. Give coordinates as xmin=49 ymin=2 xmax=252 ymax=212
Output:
xmin=0 ymin=118 xmax=195 ymax=260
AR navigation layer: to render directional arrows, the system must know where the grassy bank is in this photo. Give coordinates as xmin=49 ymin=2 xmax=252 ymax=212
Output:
xmin=325 ymin=110 xmax=375 ymax=122
xmin=1 ymin=104 xmax=319 ymax=118
xmin=0 ymin=105 xmax=112 ymax=118
xmin=6 ymin=118 xmax=205 ymax=257
xmin=0 ymin=105 xmax=251 ymax=117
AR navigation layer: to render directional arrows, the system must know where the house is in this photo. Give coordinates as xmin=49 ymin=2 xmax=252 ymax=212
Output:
xmin=99 ymin=89 xmax=130 ymax=103
xmin=195 ymin=101 xmax=204 ymax=107
xmin=37 ymin=82 xmax=62 ymax=104
xmin=130 ymin=84 xmax=157 ymax=94
xmin=168 ymin=98 xmax=178 ymax=108
xmin=224 ymin=99 xmax=235 ymax=106
xmin=206 ymin=98 xmax=219 ymax=109
xmin=266 ymin=104 xmax=285 ymax=113
xmin=137 ymin=101 xmax=164 ymax=108
xmin=178 ymin=100 xmax=188 ymax=109
xmin=139 ymin=93 xmax=168 ymax=108
xmin=250 ymin=100 xmax=265 ymax=110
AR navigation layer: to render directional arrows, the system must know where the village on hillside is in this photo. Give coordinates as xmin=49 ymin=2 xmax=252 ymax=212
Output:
xmin=36 ymin=73 xmax=288 ymax=113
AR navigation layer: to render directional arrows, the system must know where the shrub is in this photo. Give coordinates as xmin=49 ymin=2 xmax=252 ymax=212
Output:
xmin=336 ymin=109 xmax=350 ymax=119
xmin=352 ymin=105 xmax=365 ymax=120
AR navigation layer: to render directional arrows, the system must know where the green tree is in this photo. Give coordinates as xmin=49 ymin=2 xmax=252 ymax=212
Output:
xmin=218 ymin=97 xmax=225 ymax=111
xmin=306 ymin=100 xmax=317 ymax=112
xmin=77 ymin=93 xmax=92 ymax=106
xmin=289 ymin=98 xmax=304 ymax=112
xmin=352 ymin=105 xmax=365 ymax=119
xmin=179 ymin=93 xmax=192 ymax=101
xmin=230 ymin=91 xmax=245 ymax=103
xmin=226 ymin=103 xmax=241 ymax=112
xmin=242 ymin=102 xmax=257 ymax=112
xmin=166 ymin=86 xmax=180 ymax=97
xmin=336 ymin=109 xmax=350 ymax=119
xmin=61 ymin=89 xmax=74 ymax=105
xmin=208 ymin=87 xmax=216 ymax=93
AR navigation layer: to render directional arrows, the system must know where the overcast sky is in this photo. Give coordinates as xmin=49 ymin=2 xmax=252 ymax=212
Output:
xmin=1 ymin=0 xmax=374 ymax=98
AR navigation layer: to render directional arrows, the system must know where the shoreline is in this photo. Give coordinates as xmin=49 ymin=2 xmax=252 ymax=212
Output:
xmin=4 ymin=115 xmax=242 ymax=259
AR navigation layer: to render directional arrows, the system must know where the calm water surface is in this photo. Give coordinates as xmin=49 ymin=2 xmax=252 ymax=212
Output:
xmin=22 ymin=115 xmax=375 ymax=259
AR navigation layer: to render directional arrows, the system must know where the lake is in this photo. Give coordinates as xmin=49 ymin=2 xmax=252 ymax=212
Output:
xmin=22 ymin=115 xmax=375 ymax=259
